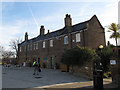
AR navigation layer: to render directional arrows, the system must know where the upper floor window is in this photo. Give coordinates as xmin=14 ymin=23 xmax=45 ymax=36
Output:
xmin=76 ymin=33 xmax=81 ymax=42
xmin=20 ymin=47 xmax=22 ymax=52
xmin=64 ymin=36 xmax=68 ymax=44
xmin=33 ymin=43 xmax=38 ymax=50
xmin=50 ymin=40 xmax=53 ymax=47
xmin=27 ymin=45 xmax=29 ymax=51
xmin=43 ymin=41 xmax=45 ymax=48
xmin=30 ymin=44 xmax=32 ymax=51
xmin=34 ymin=43 xmax=36 ymax=50
xmin=36 ymin=43 xmax=38 ymax=50
xmin=24 ymin=45 xmax=26 ymax=52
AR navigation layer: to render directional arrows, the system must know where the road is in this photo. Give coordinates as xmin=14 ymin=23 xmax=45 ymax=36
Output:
xmin=2 ymin=66 xmax=88 ymax=88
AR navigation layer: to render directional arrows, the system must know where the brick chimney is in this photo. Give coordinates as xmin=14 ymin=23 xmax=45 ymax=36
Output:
xmin=40 ymin=25 xmax=45 ymax=36
xmin=25 ymin=32 xmax=28 ymax=41
xmin=64 ymin=14 xmax=72 ymax=27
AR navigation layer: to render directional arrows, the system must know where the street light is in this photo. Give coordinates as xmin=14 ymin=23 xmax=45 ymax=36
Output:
xmin=93 ymin=45 xmax=104 ymax=89
xmin=98 ymin=45 xmax=104 ymax=69
xmin=99 ymin=45 xmax=104 ymax=50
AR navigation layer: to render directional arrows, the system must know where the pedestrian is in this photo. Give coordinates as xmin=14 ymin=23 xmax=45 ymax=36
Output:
xmin=33 ymin=59 xmax=39 ymax=75
xmin=23 ymin=61 xmax=26 ymax=67
xmin=38 ymin=63 xmax=41 ymax=72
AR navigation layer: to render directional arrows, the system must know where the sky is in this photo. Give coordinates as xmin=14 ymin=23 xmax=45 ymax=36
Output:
xmin=0 ymin=0 xmax=119 ymax=51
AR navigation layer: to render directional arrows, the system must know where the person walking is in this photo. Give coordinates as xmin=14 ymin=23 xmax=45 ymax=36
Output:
xmin=33 ymin=59 xmax=39 ymax=75
xmin=38 ymin=63 xmax=41 ymax=72
xmin=23 ymin=61 xmax=26 ymax=67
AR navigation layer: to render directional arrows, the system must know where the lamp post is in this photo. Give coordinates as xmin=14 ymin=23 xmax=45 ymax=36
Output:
xmin=93 ymin=45 xmax=103 ymax=89
xmin=99 ymin=45 xmax=104 ymax=50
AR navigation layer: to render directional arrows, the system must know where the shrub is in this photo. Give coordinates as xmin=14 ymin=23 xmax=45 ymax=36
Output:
xmin=96 ymin=46 xmax=113 ymax=72
xmin=61 ymin=46 xmax=96 ymax=67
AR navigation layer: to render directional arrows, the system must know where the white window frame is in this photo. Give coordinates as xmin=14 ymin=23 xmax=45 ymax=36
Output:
xmin=27 ymin=45 xmax=29 ymax=51
xmin=36 ymin=43 xmax=38 ymax=50
xmin=43 ymin=41 xmax=45 ymax=48
xmin=76 ymin=33 xmax=81 ymax=42
xmin=34 ymin=43 xmax=36 ymax=50
xmin=50 ymin=40 xmax=53 ymax=47
xmin=20 ymin=47 xmax=22 ymax=52
xmin=64 ymin=36 xmax=68 ymax=44
xmin=24 ymin=45 xmax=26 ymax=52
xmin=30 ymin=44 xmax=32 ymax=51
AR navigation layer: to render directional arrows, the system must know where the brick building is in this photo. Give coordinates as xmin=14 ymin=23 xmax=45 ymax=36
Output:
xmin=18 ymin=14 xmax=106 ymax=69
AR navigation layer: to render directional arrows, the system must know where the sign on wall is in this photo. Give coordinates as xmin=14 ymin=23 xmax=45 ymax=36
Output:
xmin=110 ymin=60 xmax=116 ymax=65
xmin=43 ymin=57 xmax=48 ymax=61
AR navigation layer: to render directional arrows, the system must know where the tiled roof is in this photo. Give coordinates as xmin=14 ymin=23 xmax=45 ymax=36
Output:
xmin=72 ymin=21 xmax=88 ymax=32
xmin=19 ymin=19 xmax=88 ymax=45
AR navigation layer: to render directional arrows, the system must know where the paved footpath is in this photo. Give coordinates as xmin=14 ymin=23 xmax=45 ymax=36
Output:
xmin=2 ymin=66 xmax=88 ymax=88
xmin=38 ymin=78 xmax=117 ymax=88
xmin=2 ymin=66 xmax=117 ymax=89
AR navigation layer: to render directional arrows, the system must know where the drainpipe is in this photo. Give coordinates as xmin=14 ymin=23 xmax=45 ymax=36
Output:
xmin=83 ymin=29 xmax=85 ymax=48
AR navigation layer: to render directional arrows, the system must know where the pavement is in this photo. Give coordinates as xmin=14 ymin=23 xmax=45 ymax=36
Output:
xmin=0 ymin=65 xmax=2 ymax=90
xmin=2 ymin=66 xmax=87 ymax=88
xmin=38 ymin=78 xmax=117 ymax=88
xmin=2 ymin=65 xmax=118 ymax=89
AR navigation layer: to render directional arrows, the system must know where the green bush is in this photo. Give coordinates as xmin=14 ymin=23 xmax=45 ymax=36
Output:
xmin=96 ymin=46 xmax=113 ymax=72
xmin=61 ymin=46 xmax=96 ymax=67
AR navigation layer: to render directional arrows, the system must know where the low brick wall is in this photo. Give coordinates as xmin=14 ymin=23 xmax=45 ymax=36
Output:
xmin=69 ymin=60 xmax=93 ymax=80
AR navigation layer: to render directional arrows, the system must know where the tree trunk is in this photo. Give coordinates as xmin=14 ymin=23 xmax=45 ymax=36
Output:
xmin=115 ymin=37 xmax=117 ymax=46
xmin=115 ymin=32 xmax=117 ymax=46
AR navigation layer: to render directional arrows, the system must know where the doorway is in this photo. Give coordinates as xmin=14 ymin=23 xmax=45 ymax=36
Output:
xmin=50 ymin=57 xmax=54 ymax=69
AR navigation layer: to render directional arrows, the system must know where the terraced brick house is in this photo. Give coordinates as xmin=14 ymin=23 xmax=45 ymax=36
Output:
xmin=18 ymin=14 xmax=106 ymax=69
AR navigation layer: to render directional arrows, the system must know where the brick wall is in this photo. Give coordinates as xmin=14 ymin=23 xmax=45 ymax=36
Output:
xmin=69 ymin=60 xmax=93 ymax=80
xmin=18 ymin=15 xmax=106 ymax=71
xmin=87 ymin=15 xmax=106 ymax=49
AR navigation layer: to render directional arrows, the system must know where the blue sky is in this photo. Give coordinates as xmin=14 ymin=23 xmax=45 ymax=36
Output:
xmin=0 ymin=0 xmax=119 ymax=50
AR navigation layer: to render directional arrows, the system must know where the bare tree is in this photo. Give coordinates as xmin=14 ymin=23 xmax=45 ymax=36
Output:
xmin=9 ymin=38 xmax=23 ymax=58
xmin=0 ymin=45 xmax=14 ymax=60
xmin=0 ymin=45 xmax=4 ymax=59
xmin=2 ymin=51 xmax=14 ymax=59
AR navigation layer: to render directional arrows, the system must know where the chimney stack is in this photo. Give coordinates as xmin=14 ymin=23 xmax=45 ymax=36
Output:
xmin=40 ymin=25 xmax=45 ymax=36
xmin=25 ymin=32 xmax=28 ymax=41
xmin=64 ymin=14 xmax=72 ymax=27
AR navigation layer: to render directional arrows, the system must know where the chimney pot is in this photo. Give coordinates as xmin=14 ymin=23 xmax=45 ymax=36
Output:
xmin=66 ymin=14 xmax=69 ymax=17
xmin=41 ymin=25 xmax=44 ymax=28
xmin=25 ymin=32 xmax=28 ymax=41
